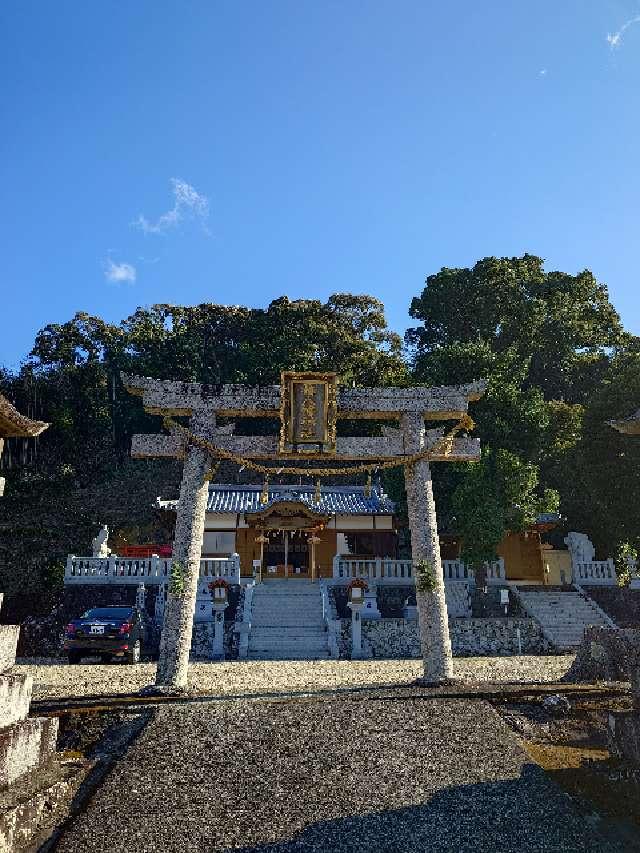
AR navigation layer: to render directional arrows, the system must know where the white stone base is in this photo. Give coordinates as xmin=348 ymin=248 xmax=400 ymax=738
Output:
xmin=0 ymin=716 xmax=59 ymax=787
xmin=0 ymin=672 xmax=33 ymax=728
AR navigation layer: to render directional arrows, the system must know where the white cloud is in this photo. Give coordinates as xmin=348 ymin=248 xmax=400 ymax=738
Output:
xmin=539 ymin=68 xmax=547 ymax=77
xmin=607 ymin=14 xmax=640 ymax=49
xmin=105 ymin=258 xmax=136 ymax=284
xmin=134 ymin=178 xmax=210 ymax=235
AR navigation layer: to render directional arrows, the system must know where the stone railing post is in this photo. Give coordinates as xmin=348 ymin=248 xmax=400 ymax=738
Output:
xmin=375 ymin=557 xmax=382 ymax=580
xmin=230 ymin=552 xmax=241 ymax=585
xmin=332 ymin=554 xmax=341 ymax=579
xmin=108 ymin=553 xmax=117 ymax=584
xmin=156 ymin=411 xmax=216 ymax=690
xmin=154 ymin=584 xmax=166 ymax=624
xmin=150 ymin=554 xmax=159 ymax=582
xmin=401 ymin=412 xmax=453 ymax=685
xmin=136 ymin=583 xmax=146 ymax=612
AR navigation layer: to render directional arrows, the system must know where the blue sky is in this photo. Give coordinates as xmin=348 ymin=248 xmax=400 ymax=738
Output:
xmin=2 ymin=1 xmax=640 ymax=369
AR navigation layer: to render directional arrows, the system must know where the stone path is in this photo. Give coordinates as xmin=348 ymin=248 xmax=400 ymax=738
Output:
xmin=17 ymin=655 xmax=575 ymax=701
xmin=54 ymin=693 xmax=624 ymax=852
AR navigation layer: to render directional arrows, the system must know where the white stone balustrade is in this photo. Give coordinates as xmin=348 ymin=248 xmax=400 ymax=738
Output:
xmin=442 ymin=560 xmax=473 ymax=581
xmin=574 ymin=559 xmax=618 ymax=586
xmin=332 ymin=557 xmax=414 ymax=584
xmin=332 ymin=556 xmax=505 ymax=585
xmin=64 ymin=554 xmax=241 ymax=586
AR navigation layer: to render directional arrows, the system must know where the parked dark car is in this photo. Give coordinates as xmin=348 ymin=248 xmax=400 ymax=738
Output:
xmin=63 ymin=605 xmax=150 ymax=664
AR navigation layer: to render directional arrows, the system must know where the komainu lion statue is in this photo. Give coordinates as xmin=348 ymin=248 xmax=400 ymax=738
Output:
xmin=564 ymin=531 xmax=595 ymax=566
xmin=92 ymin=524 xmax=111 ymax=558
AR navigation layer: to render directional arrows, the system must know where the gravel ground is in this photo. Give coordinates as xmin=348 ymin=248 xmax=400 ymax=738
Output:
xmin=54 ymin=694 xmax=623 ymax=853
xmin=16 ymin=655 xmax=575 ymax=700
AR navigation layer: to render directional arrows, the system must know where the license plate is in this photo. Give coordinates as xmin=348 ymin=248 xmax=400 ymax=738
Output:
xmin=90 ymin=625 xmax=105 ymax=635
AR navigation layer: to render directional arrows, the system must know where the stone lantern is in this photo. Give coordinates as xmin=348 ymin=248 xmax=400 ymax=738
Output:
xmin=347 ymin=581 xmax=367 ymax=659
xmin=208 ymin=580 xmax=229 ymax=661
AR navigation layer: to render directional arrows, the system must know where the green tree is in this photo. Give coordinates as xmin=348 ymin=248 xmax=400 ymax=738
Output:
xmin=406 ymin=255 xmax=621 ymax=547
xmin=547 ymin=344 xmax=640 ymax=557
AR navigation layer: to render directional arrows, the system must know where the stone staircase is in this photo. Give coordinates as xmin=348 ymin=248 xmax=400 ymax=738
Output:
xmin=247 ymin=580 xmax=330 ymax=660
xmin=515 ymin=586 xmax=614 ymax=652
xmin=0 ymin=593 xmax=58 ymax=787
xmin=444 ymin=582 xmax=472 ymax=618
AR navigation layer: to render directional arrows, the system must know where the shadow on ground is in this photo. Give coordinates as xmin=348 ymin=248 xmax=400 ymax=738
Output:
xmin=218 ymin=764 xmax=628 ymax=853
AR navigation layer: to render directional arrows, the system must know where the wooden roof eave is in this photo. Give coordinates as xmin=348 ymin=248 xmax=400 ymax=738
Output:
xmin=0 ymin=395 xmax=49 ymax=438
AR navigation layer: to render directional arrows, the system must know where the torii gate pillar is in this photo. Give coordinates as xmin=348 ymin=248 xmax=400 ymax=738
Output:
xmin=401 ymin=413 xmax=453 ymax=684
xmin=156 ymin=413 xmax=215 ymax=689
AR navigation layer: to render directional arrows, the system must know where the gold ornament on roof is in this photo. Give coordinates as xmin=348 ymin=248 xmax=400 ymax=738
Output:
xmin=365 ymin=473 xmax=372 ymax=499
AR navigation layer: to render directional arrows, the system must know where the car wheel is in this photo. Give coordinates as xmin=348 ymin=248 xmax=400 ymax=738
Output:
xmin=68 ymin=651 xmax=82 ymax=665
xmin=127 ymin=640 xmax=141 ymax=664
xmin=100 ymin=653 xmax=112 ymax=664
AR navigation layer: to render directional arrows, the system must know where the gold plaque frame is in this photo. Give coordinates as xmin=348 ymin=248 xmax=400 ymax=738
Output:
xmin=279 ymin=371 xmax=338 ymax=454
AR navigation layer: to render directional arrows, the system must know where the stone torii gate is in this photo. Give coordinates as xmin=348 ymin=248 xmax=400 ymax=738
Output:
xmin=123 ymin=372 xmax=486 ymax=690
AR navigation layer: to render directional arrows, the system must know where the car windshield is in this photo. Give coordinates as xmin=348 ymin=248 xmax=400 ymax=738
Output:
xmin=81 ymin=607 xmax=133 ymax=621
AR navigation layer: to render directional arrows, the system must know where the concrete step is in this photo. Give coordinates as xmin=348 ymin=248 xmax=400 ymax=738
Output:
xmin=247 ymin=651 xmax=330 ymax=660
xmin=249 ymin=642 xmax=328 ymax=657
xmin=251 ymin=627 xmax=326 ymax=642
xmin=0 ymin=625 xmax=19 ymax=672
xmin=251 ymin=626 xmax=325 ymax=634
xmin=517 ymin=588 xmax=611 ymax=650
xmin=0 ymin=673 xmax=33 ymax=728
xmin=252 ymin=605 xmax=323 ymax=613
xmin=250 ymin=630 xmax=326 ymax=638
xmin=253 ymin=616 xmax=323 ymax=623
xmin=248 ymin=581 xmax=327 ymax=659
xmin=252 ymin=599 xmax=320 ymax=605
xmin=0 ymin=716 xmax=59 ymax=787
xmin=249 ymin=645 xmax=329 ymax=655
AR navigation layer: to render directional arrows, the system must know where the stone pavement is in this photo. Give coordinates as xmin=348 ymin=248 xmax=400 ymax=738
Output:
xmin=55 ymin=693 xmax=625 ymax=852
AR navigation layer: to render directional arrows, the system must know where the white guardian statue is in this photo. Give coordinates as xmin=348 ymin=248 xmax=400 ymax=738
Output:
xmin=564 ymin=531 xmax=595 ymax=567
xmin=92 ymin=524 xmax=111 ymax=558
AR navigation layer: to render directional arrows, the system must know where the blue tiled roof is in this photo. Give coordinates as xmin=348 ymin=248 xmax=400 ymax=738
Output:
xmin=205 ymin=485 xmax=395 ymax=515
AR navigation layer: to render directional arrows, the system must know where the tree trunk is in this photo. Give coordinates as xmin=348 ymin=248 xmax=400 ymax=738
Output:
xmin=401 ymin=413 xmax=454 ymax=684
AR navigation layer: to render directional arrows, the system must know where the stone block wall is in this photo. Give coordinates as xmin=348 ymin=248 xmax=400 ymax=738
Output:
xmin=581 ymin=586 xmax=640 ymax=628
xmin=451 ymin=618 xmax=547 ymax=656
xmin=338 ymin=617 xmax=547 ymax=659
xmin=564 ymin=626 xmax=640 ymax=683
xmin=330 ymin=584 xmax=523 ymax=620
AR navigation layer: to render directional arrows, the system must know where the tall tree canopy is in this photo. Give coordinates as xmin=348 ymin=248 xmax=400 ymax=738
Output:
xmin=2 ymin=295 xmax=406 ymax=482
xmin=406 ymin=255 xmax=630 ymax=558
